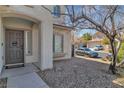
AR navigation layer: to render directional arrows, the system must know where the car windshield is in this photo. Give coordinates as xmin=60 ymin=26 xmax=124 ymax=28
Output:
xmin=84 ymin=48 xmax=91 ymax=51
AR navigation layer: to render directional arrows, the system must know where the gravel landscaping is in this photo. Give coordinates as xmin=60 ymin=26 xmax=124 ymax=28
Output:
xmin=37 ymin=57 xmax=122 ymax=88
xmin=0 ymin=78 xmax=7 ymax=88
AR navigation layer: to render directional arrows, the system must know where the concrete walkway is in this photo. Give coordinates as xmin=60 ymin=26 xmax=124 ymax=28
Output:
xmin=7 ymin=72 xmax=49 ymax=88
xmin=0 ymin=64 xmax=39 ymax=78
xmin=0 ymin=63 xmax=49 ymax=88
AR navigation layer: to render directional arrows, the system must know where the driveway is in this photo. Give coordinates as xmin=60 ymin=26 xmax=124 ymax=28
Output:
xmin=75 ymin=50 xmax=110 ymax=64
xmin=95 ymin=51 xmax=109 ymax=58
xmin=89 ymin=48 xmax=109 ymax=58
xmin=38 ymin=57 xmax=121 ymax=88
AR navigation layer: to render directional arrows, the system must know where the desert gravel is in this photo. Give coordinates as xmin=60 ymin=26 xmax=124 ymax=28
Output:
xmin=37 ymin=57 xmax=122 ymax=88
xmin=0 ymin=78 xmax=7 ymax=88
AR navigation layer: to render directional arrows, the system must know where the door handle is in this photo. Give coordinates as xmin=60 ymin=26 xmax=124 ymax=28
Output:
xmin=12 ymin=41 xmax=17 ymax=46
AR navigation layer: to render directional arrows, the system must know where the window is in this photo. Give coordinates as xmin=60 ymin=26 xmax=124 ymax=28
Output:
xmin=53 ymin=33 xmax=63 ymax=53
xmin=53 ymin=5 xmax=61 ymax=17
xmin=25 ymin=31 xmax=32 ymax=55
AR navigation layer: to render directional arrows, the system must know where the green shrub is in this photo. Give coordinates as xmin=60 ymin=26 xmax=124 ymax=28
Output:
xmin=109 ymin=49 xmax=112 ymax=53
xmin=102 ymin=37 xmax=110 ymax=45
xmin=117 ymin=42 xmax=124 ymax=63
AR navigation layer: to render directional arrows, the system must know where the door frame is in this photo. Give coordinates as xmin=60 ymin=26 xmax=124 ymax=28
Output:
xmin=5 ymin=29 xmax=25 ymax=67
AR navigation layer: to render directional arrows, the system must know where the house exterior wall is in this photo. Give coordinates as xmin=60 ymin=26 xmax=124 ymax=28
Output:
xmin=87 ymin=32 xmax=106 ymax=48
xmin=87 ymin=41 xmax=102 ymax=48
xmin=0 ymin=17 xmax=4 ymax=74
xmin=44 ymin=6 xmax=66 ymax=25
xmin=3 ymin=17 xmax=33 ymax=30
xmin=92 ymin=32 xmax=105 ymax=40
xmin=0 ymin=5 xmax=53 ymax=71
xmin=53 ymin=27 xmax=72 ymax=60
xmin=45 ymin=6 xmax=65 ymax=14
xmin=0 ymin=5 xmax=72 ymax=73
xmin=2 ymin=17 xmax=39 ymax=65
xmin=25 ymin=24 xmax=39 ymax=63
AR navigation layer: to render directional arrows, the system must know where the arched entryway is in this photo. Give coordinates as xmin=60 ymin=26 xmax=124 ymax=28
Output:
xmin=1 ymin=14 xmax=40 ymax=68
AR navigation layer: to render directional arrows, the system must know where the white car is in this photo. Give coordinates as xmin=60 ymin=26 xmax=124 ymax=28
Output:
xmin=93 ymin=45 xmax=104 ymax=51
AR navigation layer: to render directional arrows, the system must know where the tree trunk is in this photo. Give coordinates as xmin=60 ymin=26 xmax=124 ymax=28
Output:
xmin=116 ymin=39 xmax=124 ymax=67
xmin=109 ymin=39 xmax=117 ymax=74
xmin=116 ymin=39 xmax=122 ymax=55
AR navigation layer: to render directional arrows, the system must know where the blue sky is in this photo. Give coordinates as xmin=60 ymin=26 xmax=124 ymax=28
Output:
xmin=76 ymin=29 xmax=96 ymax=37
xmin=65 ymin=6 xmax=97 ymax=37
xmin=66 ymin=5 xmax=124 ymax=38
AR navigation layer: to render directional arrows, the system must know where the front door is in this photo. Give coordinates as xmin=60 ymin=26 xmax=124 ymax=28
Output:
xmin=5 ymin=29 xmax=24 ymax=67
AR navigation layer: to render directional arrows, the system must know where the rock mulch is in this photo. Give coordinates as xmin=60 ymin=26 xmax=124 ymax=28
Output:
xmin=0 ymin=78 xmax=7 ymax=88
xmin=37 ymin=57 xmax=122 ymax=88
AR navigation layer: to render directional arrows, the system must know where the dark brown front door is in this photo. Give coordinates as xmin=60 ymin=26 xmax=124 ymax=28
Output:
xmin=5 ymin=29 xmax=24 ymax=66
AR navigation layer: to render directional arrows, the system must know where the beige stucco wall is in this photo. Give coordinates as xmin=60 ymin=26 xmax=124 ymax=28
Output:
xmin=53 ymin=27 xmax=72 ymax=60
xmin=0 ymin=5 xmax=53 ymax=71
xmin=0 ymin=5 xmax=72 ymax=74
xmin=3 ymin=17 xmax=33 ymax=30
xmin=25 ymin=24 xmax=39 ymax=63
xmin=0 ymin=17 xmax=4 ymax=74
xmin=87 ymin=41 xmax=102 ymax=48
xmin=2 ymin=17 xmax=39 ymax=64
xmin=45 ymin=6 xmax=65 ymax=13
xmin=44 ymin=6 xmax=66 ymax=25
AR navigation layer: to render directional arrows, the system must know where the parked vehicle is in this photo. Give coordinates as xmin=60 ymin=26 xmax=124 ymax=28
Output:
xmin=79 ymin=44 xmax=87 ymax=49
xmin=75 ymin=48 xmax=99 ymax=58
xmin=106 ymin=53 xmax=112 ymax=61
xmin=93 ymin=45 xmax=104 ymax=51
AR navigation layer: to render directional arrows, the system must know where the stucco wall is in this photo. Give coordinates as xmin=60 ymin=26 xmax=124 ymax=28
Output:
xmin=0 ymin=5 xmax=53 ymax=71
xmin=25 ymin=24 xmax=39 ymax=63
xmin=53 ymin=27 xmax=72 ymax=60
xmin=2 ymin=17 xmax=39 ymax=64
xmin=0 ymin=5 xmax=72 ymax=72
xmin=45 ymin=6 xmax=65 ymax=14
xmin=3 ymin=17 xmax=33 ymax=30
xmin=44 ymin=6 xmax=66 ymax=25
xmin=87 ymin=41 xmax=102 ymax=48
xmin=0 ymin=17 xmax=4 ymax=74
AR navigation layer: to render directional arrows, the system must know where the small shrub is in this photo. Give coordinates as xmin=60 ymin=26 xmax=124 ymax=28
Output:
xmin=109 ymin=49 xmax=112 ymax=53
xmin=117 ymin=42 xmax=124 ymax=63
xmin=102 ymin=37 xmax=110 ymax=45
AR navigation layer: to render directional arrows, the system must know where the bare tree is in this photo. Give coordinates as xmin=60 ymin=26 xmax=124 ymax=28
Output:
xmin=65 ymin=5 xmax=124 ymax=74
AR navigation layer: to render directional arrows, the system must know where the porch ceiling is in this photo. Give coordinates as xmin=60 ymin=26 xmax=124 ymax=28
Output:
xmin=0 ymin=13 xmax=40 ymax=24
xmin=2 ymin=17 xmax=35 ymax=30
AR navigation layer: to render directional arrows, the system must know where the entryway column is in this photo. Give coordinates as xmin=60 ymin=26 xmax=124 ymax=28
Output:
xmin=0 ymin=17 xmax=3 ymax=74
xmin=39 ymin=21 xmax=53 ymax=70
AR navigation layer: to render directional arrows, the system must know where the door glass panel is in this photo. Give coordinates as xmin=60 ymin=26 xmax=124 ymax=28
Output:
xmin=25 ymin=31 xmax=32 ymax=55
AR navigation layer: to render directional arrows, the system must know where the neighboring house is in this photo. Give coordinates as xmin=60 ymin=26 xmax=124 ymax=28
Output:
xmin=0 ymin=5 xmax=72 ymax=74
xmin=87 ymin=32 xmax=105 ymax=48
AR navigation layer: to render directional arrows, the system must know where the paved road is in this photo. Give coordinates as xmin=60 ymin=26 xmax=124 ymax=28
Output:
xmin=89 ymin=48 xmax=109 ymax=58
xmin=95 ymin=51 xmax=109 ymax=58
